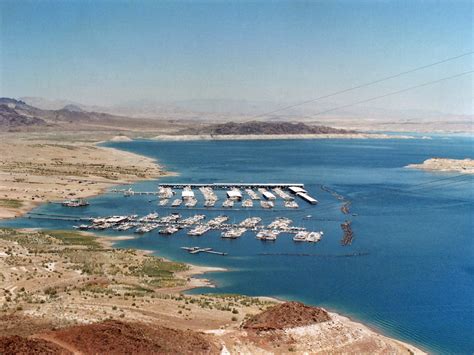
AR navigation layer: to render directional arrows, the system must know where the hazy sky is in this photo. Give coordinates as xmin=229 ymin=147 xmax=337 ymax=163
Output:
xmin=0 ymin=0 xmax=472 ymax=114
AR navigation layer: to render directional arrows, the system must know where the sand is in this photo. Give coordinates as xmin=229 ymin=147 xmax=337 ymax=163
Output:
xmin=0 ymin=136 xmax=172 ymax=219
xmin=407 ymin=158 xmax=474 ymax=174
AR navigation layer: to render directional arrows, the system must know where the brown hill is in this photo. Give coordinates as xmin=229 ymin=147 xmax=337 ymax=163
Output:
xmin=35 ymin=320 xmax=219 ymax=355
xmin=178 ymin=121 xmax=356 ymax=135
xmin=242 ymin=301 xmax=331 ymax=331
xmin=0 ymin=335 xmax=70 ymax=354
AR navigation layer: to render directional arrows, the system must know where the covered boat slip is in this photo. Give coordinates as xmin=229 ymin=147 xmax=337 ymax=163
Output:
xmin=160 ymin=183 xmax=318 ymax=205
xmin=114 ymin=183 xmax=318 ymax=207
xmin=158 ymin=183 xmax=305 ymax=188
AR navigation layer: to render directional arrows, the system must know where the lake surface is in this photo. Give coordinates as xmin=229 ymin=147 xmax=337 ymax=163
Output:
xmin=3 ymin=137 xmax=473 ymax=353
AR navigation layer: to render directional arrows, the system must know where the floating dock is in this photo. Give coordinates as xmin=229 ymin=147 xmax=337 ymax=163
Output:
xmin=114 ymin=182 xmax=319 ymax=208
xmin=159 ymin=183 xmax=305 ymax=189
xmin=296 ymin=192 xmax=318 ymax=205
xmin=181 ymin=246 xmax=228 ymax=256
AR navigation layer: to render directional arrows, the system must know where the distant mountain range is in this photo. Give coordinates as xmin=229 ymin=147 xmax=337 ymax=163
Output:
xmin=0 ymin=97 xmax=356 ymax=135
xmin=2 ymin=96 xmax=472 ymax=133
xmin=20 ymin=96 xmax=457 ymax=120
xmin=0 ymin=97 xmax=142 ymax=131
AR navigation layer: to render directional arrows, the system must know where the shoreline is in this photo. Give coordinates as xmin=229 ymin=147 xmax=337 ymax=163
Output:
xmin=150 ymin=133 xmax=417 ymax=141
xmin=94 ymin=233 xmax=426 ymax=353
xmin=97 ymin=234 xmax=227 ymax=292
xmin=0 ymin=138 xmax=176 ymax=220
xmin=0 ymin=135 xmax=427 ymax=353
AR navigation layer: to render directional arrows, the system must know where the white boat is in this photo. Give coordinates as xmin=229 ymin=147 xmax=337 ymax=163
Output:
xmin=187 ymin=225 xmax=211 ymax=236
xmin=284 ymin=200 xmax=299 ymax=209
xmin=306 ymin=231 xmax=323 ymax=242
xmin=204 ymin=200 xmax=216 ymax=207
xmin=268 ymin=217 xmax=292 ymax=229
xmin=222 ymin=199 xmax=234 ymax=208
xmin=260 ymin=200 xmax=274 ymax=209
xmin=160 ymin=213 xmax=181 ymax=223
xmin=62 ymin=198 xmax=89 ymax=207
xmin=185 ymin=198 xmax=197 ymax=207
xmin=239 ymin=217 xmax=262 ymax=228
xmin=221 ymin=228 xmax=246 ymax=239
xmin=207 ymin=215 xmax=229 ymax=227
xmin=256 ymin=230 xmax=279 ymax=241
xmin=159 ymin=226 xmax=180 ymax=235
xmin=139 ymin=212 xmax=159 ymax=222
xmin=293 ymin=231 xmax=309 ymax=242
xmin=124 ymin=188 xmax=134 ymax=197
xmin=73 ymin=224 xmax=90 ymax=230
xmin=171 ymin=199 xmax=182 ymax=207
xmin=242 ymin=199 xmax=253 ymax=208
xmin=158 ymin=186 xmax=173 ymax=199
xmin=181 ymin=214 xmax=206 ymax=225
xmin=135 ymin=225 xmax=152 ymax=233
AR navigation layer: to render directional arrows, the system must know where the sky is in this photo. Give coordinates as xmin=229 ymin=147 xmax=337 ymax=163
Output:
xmin=0 ymin=0 xmax=472 ymax=115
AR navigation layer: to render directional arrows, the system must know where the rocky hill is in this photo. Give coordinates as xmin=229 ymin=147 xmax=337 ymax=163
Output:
xmin=0 ymin=102 xmax=46 ymax=127
xmin=0 ymin=97 xmax=129 ymax=129
xmin=178 ymin=121 xmax=356 ymax=135
xmin=242 ymin=301 xmax=331 ymax=331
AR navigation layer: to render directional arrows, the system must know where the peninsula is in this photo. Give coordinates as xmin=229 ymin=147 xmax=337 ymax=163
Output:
xmin=406 ymin=158 xmax=474 ymax=174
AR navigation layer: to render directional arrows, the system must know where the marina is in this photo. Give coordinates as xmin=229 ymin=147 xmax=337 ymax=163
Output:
xmin=2 ymin=137 xmax=470 ymax=354
xmin=113 ymin=182 xmax=319 ymax=209
xmin=69 ymin=212 xmax=323 ymax=247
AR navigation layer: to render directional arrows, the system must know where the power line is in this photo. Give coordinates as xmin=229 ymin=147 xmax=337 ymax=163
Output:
xmin=304 ymin=70 xmax=473 ymax=118
xmin=250 ymin=51 xmax=474 ymax=119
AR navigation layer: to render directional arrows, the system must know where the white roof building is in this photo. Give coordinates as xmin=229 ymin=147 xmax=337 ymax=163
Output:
xmin=182 ymin=190 xmax=195 ymax=199
xmin=227 ymin=190 xmax=242 ymax=200
xmin=262 ymin=191 xmax=276 ymax=200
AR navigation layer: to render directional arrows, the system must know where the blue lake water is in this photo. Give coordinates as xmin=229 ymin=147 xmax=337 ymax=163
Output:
xmin=2 ymin=137 xmax=473 ymax=353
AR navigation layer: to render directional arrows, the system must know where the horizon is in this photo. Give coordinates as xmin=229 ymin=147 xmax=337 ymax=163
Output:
xmin=0 ymin=0 xmax=473 ymax=116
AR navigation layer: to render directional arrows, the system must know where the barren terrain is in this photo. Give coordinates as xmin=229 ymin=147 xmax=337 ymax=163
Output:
xmin=0 ymin=228 xmax=425 ymax=354
xmin=0 ymin=135 xmax=171 ymax=219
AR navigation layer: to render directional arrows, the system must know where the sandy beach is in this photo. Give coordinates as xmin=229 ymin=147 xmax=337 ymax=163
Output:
xmin=407 ymin=157 xmax=474 ymax=174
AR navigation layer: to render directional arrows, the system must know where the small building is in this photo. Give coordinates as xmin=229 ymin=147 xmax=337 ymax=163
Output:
xmin=261 ymin=190 xmax=276 ymax=200
xmin=181 ymin=190 xmax=195 ymax=199
xmin=227 ymin=190 xmax=242 ymax=200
